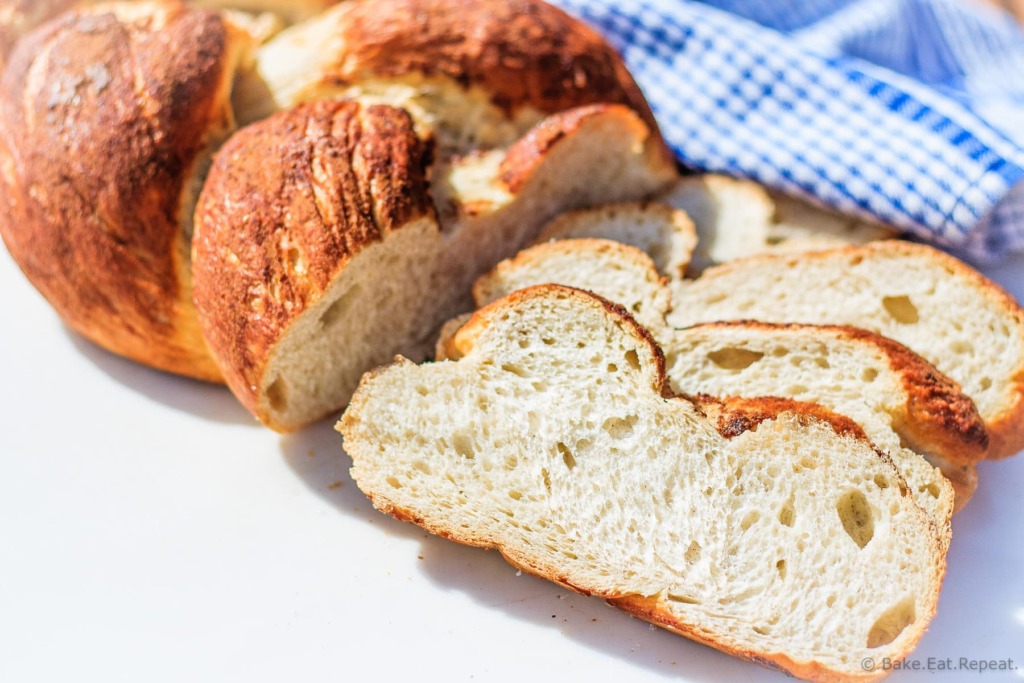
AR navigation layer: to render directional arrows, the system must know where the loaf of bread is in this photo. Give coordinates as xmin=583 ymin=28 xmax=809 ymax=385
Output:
xmin=0 ymin=1 xmax=256 ymax=381
xmin=341 ymin=284 xmax=946 ymax=682
xmin=0 ymin=0 xmax=677 ymax=418
xmin=466 ymin=237 xmax=983 ymax=516
xmin=194 ymin=102 xmax=674 ymax=431
xmin=669 ymin=241 xmax=1024 ymax=459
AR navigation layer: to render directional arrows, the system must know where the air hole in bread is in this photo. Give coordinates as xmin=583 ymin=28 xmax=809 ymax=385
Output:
xmin=775 ymin=559 xmax=787 ymax=579
xmin=950 ymin=340 xmax=974 ymax=355
xmin=685 ymin=541 xmax=702 ymax=563
xmin=862 ymin=367 xmax=879 ymax=382
xmin=452 ymin=432 xmax=475 ymax=459
xmin=386 ymin=476 xmax=402 ymax=489
xmin=413 ymin=460 xmax=431 ymax=475
xmin=501 ymin=363 xmax=529 ymax=378
xmin=602 ymin=415 xmax=638 ymax=439
xmin=541 ymin=468 xmax=551 ymax=494
xmin=980 ymin=376 xmax=992 ymax=390
xmin=707 ymin=347 xmax=764 ymax=371
xmin=625 ymin=349 xmax=641 ymax=371
xmin=266 ymin=378 xmax=287 ymax=411
xmin=740 ymin=510 xmax=760 ymax=531
xmin=922 ymin=482 xmax=941 ymax=499
xmin=771 ymin=346 xmax=789 ymax=357
xmin=319 ymin=284 xmax=362 ymax=328
xmin=556 ymin=442 xmax=576 ymax=470
xmin=607 ymin=363 xmax=618 ymax=373
xmin=873 ymin=474 xmax=890 ymax=489
xmin=837 ymin=490 xmax=875 ymax=549
xmin=541 ymin=337 xmax=555 ymax=346
xmin=778 ymin=497 xmax=796 ymax=527
xmin=508 ymin=490 xmax=522 ymax=500
xmin=867 ymin=597 xmax=916 ymax=648
xmin=667 ymin=593 xmax=700 ymax=604
xmin=882 ymin=295 xmax=920 ymax=324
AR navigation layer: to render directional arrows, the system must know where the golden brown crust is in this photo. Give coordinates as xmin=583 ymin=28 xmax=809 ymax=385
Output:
xmin=689 ymin=393 xmax=872 ymax=444
xmin=327 ymin=0 xmax=660 ymax=130
xmin=841 ymin=326 xmax=990 ymax=463
xmin=0 ymin=1 xmax=249 ymax=381
xmin=192 ymin=100 xmax=434 ymax=419
xmin=0 ymin=0 xmax=84 ymax=69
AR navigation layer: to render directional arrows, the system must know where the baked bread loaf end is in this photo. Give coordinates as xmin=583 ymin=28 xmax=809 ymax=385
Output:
xmin=0 ymin=1 xmax=255 ymax=380
xmin=194 ymin=102 xmax=676 ymax=431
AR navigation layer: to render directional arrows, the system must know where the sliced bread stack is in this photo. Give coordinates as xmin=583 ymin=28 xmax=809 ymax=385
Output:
xmin=466 ymin=236 xmax=990 ymax=519
xmin=341 ymin=284 xmax=948 ymax=682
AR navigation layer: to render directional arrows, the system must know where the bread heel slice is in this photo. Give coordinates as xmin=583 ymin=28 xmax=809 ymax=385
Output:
xmin=341 ymin=284 xmax=946 ymax=682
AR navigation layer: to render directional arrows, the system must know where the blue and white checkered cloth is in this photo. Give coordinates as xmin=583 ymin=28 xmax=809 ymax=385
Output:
xmin=549 ymin=0 xmax=1024 ymax=262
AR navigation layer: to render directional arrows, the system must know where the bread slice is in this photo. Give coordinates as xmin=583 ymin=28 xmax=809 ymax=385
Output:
xmin=658 ymin=175 xmax=894 ymax=272
xmin=532 ymin=202 xmax=697 ymax=279
xmin=193 ymin=103 xmax=676 ymax=431
xmin=473 ymin=239 xmax=671 ymax=332
xmin=663 ymin=323 xmax=984 ymax=516
xmin=463 ymin=238 xmax=981 ymax=517
xmin=341 ymin=284 xmax=946 ymax=682
xmin=669 ymin=241 xmax=1024 ymax=459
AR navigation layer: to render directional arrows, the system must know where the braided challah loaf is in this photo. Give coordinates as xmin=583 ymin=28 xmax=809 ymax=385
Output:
xmin=0 ymin=0 xmax=677 ymax=425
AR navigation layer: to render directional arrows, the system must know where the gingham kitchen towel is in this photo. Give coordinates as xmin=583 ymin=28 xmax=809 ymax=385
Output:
xmin=548 ymin=0 xmax=1024 ymax=262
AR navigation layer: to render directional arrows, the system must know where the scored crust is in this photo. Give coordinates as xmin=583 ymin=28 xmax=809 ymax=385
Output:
xmin=192 ymin=99 xmax=434 ymax=421
xmin=0 ymin=1 xmax=253 ymax=381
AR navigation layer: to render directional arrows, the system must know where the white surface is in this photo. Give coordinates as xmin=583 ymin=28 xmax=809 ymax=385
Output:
xmin=1 ymin=245 xmax=1022 ymax=683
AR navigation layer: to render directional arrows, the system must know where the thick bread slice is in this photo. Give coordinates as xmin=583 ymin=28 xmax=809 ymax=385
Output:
xmin=473 ymin=239 xmax=671 ymax=332
xmin=669 ymin=241 xmax=1024 ymax=459
xmin=658 ymin=175 xmax=894 ymax=272
xmin=235 ymin=0 xmax=665 ymax=155
xmin=463 ymin=238 xmax=980 ymax=517
xmin=664 ymin=323 xmax=984 ymax=516
xmin=341 ymin=285 xmax=946 ymax=682
xmin=532 ymin=202 xmax=697 ymax=279
xmin=193 ymin=103 xmax=675 ymax=431
xmin=0 ymin=1 xmax=255 ymax=381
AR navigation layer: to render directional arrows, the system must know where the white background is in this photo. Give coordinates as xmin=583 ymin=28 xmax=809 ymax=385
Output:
xmin=1 ymin=245 xmax=1022 ymax=683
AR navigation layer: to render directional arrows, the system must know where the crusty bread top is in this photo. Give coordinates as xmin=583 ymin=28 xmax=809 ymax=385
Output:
xmin=242 ymin=0 xmax=667 ymax=155
xmin=342 ymin=284 xmax=946 ymax=682
xmin=192 ymin=99 xmax=434 ymax=416
xmin=0 ymin=1 xmax=253 ymax=381
xmin=326 ymin=0 xmax=657 ymax=123
xmin=0 ymin=0 xmax=80 ymax=69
